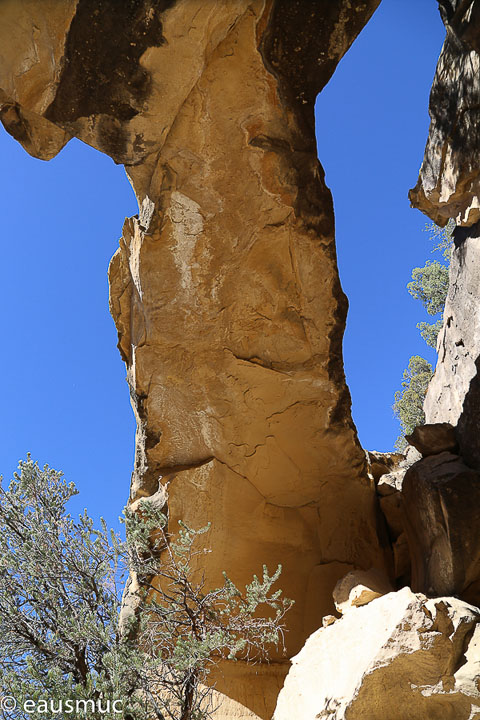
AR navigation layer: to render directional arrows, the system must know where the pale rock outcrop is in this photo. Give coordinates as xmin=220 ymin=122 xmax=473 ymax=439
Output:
xmin=366 ymin=451 xmax=403 ymax=482
xmin=0 ymin=1 xmax=385 ymax=717
xmin=424 ymin=223 xmax=480 ymax=471
xmin=273 ymin=587 xmax=480 ymax=720
xmin=374 ymin=446 xmax=420 ymax=497
xmin=322 ymin=614 xmax=336 ymax=628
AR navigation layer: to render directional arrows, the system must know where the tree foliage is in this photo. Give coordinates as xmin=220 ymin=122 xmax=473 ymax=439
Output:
xmin=407 ymin=219 xmax=454 ymax=349
xmin=393 ymin=220 xmax=454 ymax=449
xmin=408 ymin=259 xmax=449 ymax=314
xmin=393 ymin=356 xmax=433 ymax=450
xmin=0 ymin=457 xmax=291 ymax=720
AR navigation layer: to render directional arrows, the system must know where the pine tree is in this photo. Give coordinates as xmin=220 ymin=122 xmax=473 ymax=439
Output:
xmin=393 ymin=220 xmax=454 ymax=449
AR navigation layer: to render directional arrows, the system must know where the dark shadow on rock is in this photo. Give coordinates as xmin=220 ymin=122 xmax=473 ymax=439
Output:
xmin=457 ymin=354 xmax=480 ymax=471
xmin=453 ymin=218 xmax=480 ymax=250
xmin=402 ymin=452 xmax=480 ymax=604
xmin=409 ymin=2 xmax=480 ymax=224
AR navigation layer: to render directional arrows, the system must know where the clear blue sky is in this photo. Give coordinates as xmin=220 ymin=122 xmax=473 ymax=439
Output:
xmin=0 ymin=139 xmax=137 ymax=528
xmin=0 ymin=0 xmax=445 ymax=528
xmin=316 ymin=0 xmax=445 ymax=451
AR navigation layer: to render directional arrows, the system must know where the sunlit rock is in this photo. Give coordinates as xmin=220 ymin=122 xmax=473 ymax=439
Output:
xmin=274 ymin=587 xmax=480 ymax=720
xmin=0 ymin=1 xmax=385 ymax=716
xmin=333 ymin=568 xmax=393 ymax=615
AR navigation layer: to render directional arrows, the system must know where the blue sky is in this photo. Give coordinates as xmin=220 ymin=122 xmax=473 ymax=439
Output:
xmin=316 ymin=0 xmax=445 ymax=451
xmin=0 ymin=139 xmax=137 ymax=527
xmin=0 ymin=0 xmax=445 ymax=527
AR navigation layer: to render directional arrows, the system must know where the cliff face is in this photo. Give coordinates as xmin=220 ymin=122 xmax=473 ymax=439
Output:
xmin=272 ymin=3 xmax=480 ymax=718
xmin=410 ymin=0 xmax=480 ymax=228
xmin=0 ymin=1 xmax=385 ymax=717
xmin=410 ymin=0 xmax=480 ymax=471
xmin=5 ymin=1 xmax=480 ymax=718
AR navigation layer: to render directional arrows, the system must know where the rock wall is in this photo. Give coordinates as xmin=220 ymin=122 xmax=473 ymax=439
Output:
xmin=272 ymin=3 xmax=480 ymax=717
xmin=410 ymin=0 xmax=480 ymax=471
xmin=0 ymin=1 xmax=385 ymax=717
xmin=5 ymin=1 xmax=480 ymax=718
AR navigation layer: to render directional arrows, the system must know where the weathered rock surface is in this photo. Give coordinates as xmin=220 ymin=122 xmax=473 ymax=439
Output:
xmin=378 ymin=490 xmax=403 ymax=539
xmin=410 ymin=1 xmax=480 ymax=227
xmin=373 ymin=447 xmax=419 ymax=580
xmin=405 ymin=422 xmax=458 ymax=457
xmin=322 ymin=614 xmax=336 ymax=628
xmin=333 ymin=568 xmax=392 ymax=614
xmin=373 ymin=446 xmax=420 ymax=496
xmin=423 ymin=223 xmax=480 ymax=471
xmin=366 ymin=450 xmax=403 ymax=482
xmin=273 ymin=587 xmax=480 ymax=720
xmin=411 ymin=2 xmax=480 ymax=473
xmin=402 ymin=452 xmax=480 ymax=604
xmin=0 ymin=1 xmax=385 ymax=717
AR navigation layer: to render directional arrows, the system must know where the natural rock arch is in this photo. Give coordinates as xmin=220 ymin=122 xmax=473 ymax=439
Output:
xmin=0 ymin=2 xmax=388 ymax=716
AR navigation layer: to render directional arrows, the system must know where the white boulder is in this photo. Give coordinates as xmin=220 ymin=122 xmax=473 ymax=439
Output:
xmin=273 ymin=587 xmax=480 ymax=720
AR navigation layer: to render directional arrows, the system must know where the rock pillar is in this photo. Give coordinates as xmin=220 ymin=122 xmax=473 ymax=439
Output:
xmin=0 ymin=2 xmax=384 ymax=716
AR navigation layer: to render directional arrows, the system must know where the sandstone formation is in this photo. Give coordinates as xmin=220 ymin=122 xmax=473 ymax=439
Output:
xmin=423 ymin=224 xmax=480 ymax=471
xmin=410 ymin=1 xmax=480 ymax=228
xmin=405 ymin=422 xmax=458 ymax=457
xmin=0 ymin=1 xmax=386 ymax=717
xmin=274 ymin=587 xmax=480 ymax=720
xmin=366 ymin=450 xmax=403 ymax=482
xmin=410 ymin=0 xmax=480 ymax=472
xmin=332 ymin=568 xmax=393 ymax=615
xmin=8 ymin=0 xmax=480 ymax=717
xmin=370 ymin=447 xmax=421 ymax=589
xmin=402 ymin=452 xmax=480 ymax=604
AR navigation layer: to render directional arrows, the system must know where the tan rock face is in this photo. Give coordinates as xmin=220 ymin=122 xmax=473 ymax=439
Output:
xmin=274 ymin=587 xmax=480 ymax=720
xmin=405 ymin=423 xmax=458 ymax=457
xmin=0 ymin=0 xmax=76 ymax=159
xmin=0 ymin=1 xmax=384 ymax=716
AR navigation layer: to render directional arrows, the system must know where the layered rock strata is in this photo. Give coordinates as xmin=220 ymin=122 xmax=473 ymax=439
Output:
xmin=0 ymin=1 xmax=385 ymax=717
